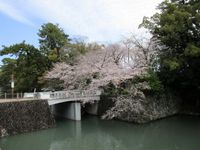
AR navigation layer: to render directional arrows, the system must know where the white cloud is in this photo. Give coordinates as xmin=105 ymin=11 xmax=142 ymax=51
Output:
xmin=0 ymin=0 xmax=163 ymax=42
xmin=0 ymin=1 xmax=34 ymax=26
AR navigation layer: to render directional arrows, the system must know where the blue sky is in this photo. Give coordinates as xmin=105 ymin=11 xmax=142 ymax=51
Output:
xmin=0 ymin=0 xmax=162 ymax=64
xmin=0 ymin=13 xmax=40 ymax=47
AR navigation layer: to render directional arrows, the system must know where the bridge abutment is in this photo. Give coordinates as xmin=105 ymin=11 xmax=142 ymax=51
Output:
xmin=85 ymin=102 xmax=99 ymax=115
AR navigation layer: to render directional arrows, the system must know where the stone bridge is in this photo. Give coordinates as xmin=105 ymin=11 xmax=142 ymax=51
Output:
xmin=24 ymin=90 xmax=101 ymax=121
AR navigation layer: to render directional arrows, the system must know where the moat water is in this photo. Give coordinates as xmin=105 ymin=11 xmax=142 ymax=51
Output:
xmin=0 ymin=115 xmax=200 ymax=150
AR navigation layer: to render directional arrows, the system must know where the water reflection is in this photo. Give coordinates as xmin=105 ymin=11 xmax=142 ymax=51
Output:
xmin=0 ymin=116 xmax=200 ymax=150
xmin=49 ymin=118 xmax=125 ymax=150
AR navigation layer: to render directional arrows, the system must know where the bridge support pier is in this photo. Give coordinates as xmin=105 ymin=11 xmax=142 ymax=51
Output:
xmin=85 ymin=102 xmax=99 ymax=115
xmin=51 ymin=102 xmax=81 ymax=121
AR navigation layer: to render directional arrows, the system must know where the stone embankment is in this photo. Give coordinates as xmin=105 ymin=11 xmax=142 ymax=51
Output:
xmin=102 ymin=93 xmax=180 ymax=123
xmin=101 ymin=81 xmax=181 ymax=123
xmin=0 ymin=100 xmax=55 ymax=138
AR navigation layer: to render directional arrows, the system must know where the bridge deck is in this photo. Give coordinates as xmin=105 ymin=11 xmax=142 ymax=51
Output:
xmin=0 ymin=90 xmax=101 ymax=105
xmin=48 ymin=96 xmax=100 ymax=105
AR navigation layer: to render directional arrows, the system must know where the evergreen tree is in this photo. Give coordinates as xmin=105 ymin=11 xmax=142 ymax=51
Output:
xmin=38 ymin=23 xmax=70 ymax=62
xmin=141 ymin=0 xmax=200 ymax=103
xmin=0 ymin=42 xmax=48 ymax=92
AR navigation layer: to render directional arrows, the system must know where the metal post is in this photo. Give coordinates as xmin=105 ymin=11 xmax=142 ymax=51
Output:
xmin=4 ymin=93 xmax=7 ymax=99
xmin=11 ymin=74 xmax=14 ymax=99
xmin=11 ymin=89 xmax=13 ymax=99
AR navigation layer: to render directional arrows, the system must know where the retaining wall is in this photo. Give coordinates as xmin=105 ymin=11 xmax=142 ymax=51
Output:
xmin=0 ymin=100 xmax=55 ymax=138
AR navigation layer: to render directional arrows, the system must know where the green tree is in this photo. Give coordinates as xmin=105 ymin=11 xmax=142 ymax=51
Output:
xmin=38 ymin=23 xmax=70 ymax=62
xmin=61 ymin=42 xmax=102 ymax=64
xmin=0 ymin=42 xmax=48 ymax=92
xmin=0 ymin=58 xmax=17 ymax=92
xmin=141 ymin=0 xmax=200 ymax=103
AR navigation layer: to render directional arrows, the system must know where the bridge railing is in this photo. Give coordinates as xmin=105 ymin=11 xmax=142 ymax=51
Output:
xmin=49 ymin=90 xmax=101 ymax=100
xmin=0 ymin=90 xmax=101 ymax=101
xmin=0 ymin=93 xmax=24 ymax=100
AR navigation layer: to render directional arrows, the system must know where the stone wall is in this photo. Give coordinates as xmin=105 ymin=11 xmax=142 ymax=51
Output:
xmin=100 ymin=79 xmax=182 ymax=123
xmin=0 ymin=100 xmax=55 ymax=138
xmin=101 ymin=92 xmax=180 ymax=123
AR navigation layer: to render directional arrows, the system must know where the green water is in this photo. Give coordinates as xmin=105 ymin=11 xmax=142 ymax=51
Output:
xmin=0 ymin=115 xmax=200 ymax=150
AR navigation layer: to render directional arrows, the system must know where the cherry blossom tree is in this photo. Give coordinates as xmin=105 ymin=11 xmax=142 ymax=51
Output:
xmin=45 ymin=36 xmax=158 ymax=90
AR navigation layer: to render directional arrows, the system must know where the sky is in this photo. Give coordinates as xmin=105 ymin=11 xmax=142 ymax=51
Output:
xmin=0 ymin=0 xmax=163 ymax=64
